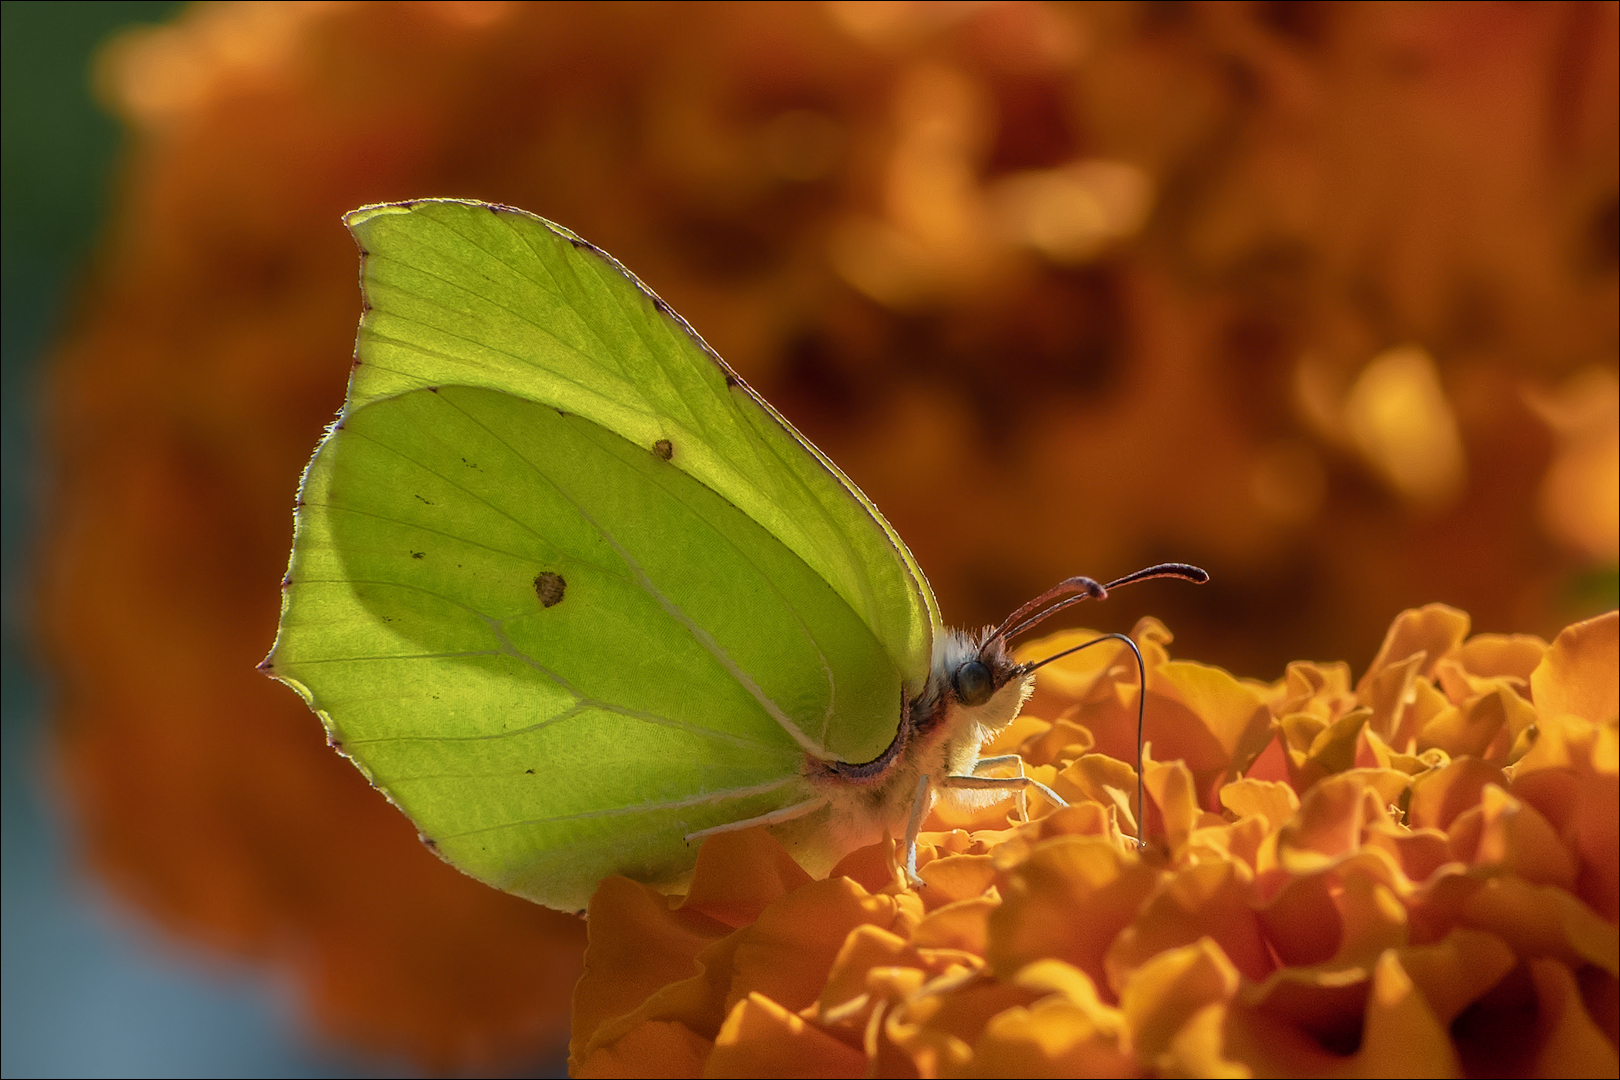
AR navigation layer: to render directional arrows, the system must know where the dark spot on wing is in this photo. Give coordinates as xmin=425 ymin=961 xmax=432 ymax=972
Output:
xmin=462 ymin=457 xmax=480 ymax=469
xmin=534 ymin=571 xmax=567 ymax=608
xmin=653 ymin=439 xmax=673 ymax=461
xmin=327 ymin=735 xmax=344 ymax=751
xmin=427 ymin=385 xmax=441 ymax=393
xmin=410 ymin=551 xmax=424 ymax=559
xmin=421 ymin=836 xmax=438 ymax=851
xmin=525 ymin=768 xmax=535 ymax=775
xmin=725 ymin=373 xmax=740 ymax=388
xmin=414 ymin=494 xmax=433 ymax=504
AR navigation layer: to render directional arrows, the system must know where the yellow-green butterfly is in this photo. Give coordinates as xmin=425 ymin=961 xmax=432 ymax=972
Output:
xmin=265 ymin=199 xmax=1205 ymax=912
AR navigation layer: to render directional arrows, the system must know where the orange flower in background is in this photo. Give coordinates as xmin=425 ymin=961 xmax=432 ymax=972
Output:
xmin=571 ymin=609 xmax=1618 ymax=1077
xmin=33 ymin=1 xmax=1616 ymax=1072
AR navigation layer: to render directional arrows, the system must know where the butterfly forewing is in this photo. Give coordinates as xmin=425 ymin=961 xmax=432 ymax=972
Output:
xmin=343 ymin=201 xmax=938 ymax=704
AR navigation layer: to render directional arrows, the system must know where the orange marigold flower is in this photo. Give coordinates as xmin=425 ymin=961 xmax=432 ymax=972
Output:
xmin=571 ymin=608 xmax=1619 ymax=1077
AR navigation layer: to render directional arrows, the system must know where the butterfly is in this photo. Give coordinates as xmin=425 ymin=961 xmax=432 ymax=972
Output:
xmin=265 ymin=199 xmax=1206 ymax=912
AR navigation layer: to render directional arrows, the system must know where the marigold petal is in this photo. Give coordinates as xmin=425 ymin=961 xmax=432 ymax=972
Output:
xmin=1456 ymin=876 xmax=1619 ymax=975
xmin=970 ymin=996 xmax=1137 ymax=1077
xmin=1009 ymin=959 xmax=1110 ymax=1008
xmin=708 ymin=993 xmax=866 ymax=1079
xmin=1241 ymin=731 xmax=1291 ymax=783
xmin=889 ymin=975 xmax=1045 ymax=1075
xmin=1055 ymin=755 xmax=1139 ymax=830
xmin=572 ymin=876 xmax=732 ymax=1061
xmin=1278 ymin=770 xmax=1406 ymax=871
xmin=817 ymin=925 xmax=923 ymax=1016
xmin=728 ymin=878 xmax=913 ymax=1016
xmin=1359 ymin=653 xmax=1433 ymax=751
xmin=916 ymin=854 xmax=998 ymax=910
xmin=1356 ymin=724 xmax=1431 ymax=774
xmin=1028 ymin=801 xmax=1119 ymax=844
xmin=1218 ymin=777 xmax=1299 ymax=832
xmin=1163 ymin=1004 xmax=1250 ymax=1078
xmin=683 ymin=828 xmax=816 ymax=929
xmin=1219 ymin=1002 xmax=1348 ymax=1076
xmin=1470 ymin=784 xmax=1578 ymax=888
xmin=1014 ymin=628 xmax=1127 ymax=699
xmin=1407 ymin=756 xmax=1506 ymax=831
xmin=1257 ymin=872 xmax=1343 ymax=967
xmin=1187 ymin=815 xmax=1268 ymax=876
xmin=1119 ymin=937 xmax=1240 ymax=1065
xmin=987 ymin=835 xmax=1157 ymax=995
xmin=1107 ymin=861 xmax=1273 ymax=986
xmin=828 ymin=841 xmax=905 ymax=898
xmin=573 ymin=914 xmax=752 ymax=1067
xmin=1358 ymin=604 xmax=1472 ymax=690
xmin=1276 ymin=660 xmax=1356 ymax=720
xmin=1015 ymin=717 xmax=1096 ymax=769
xmin=1418 ymin=689 xmax=1519 ymax=760
xmin=981 ymin=714 xmax=1051 ymax=758
xmin=1334 ymin=873 xmax=1410 ymax=962
xmin=1362 ymin=822 xmax=1454 ymax=886
xmin=912 ymin=895 xmax=996 ymax=955
xmin=1452 ymin=633 xmax=1548 ymax=684
xmin=1526 ymin=958 xmax=1620 ymax=1077
xmin=1395 ymin=928 xmax=1518 ymax=1024
xmin=1242 ymin=964 xmax=1372 ymax=1054
xmin=574 ymin=1020 xmax=713 ymax=1079
xmin=1353 ymin=950 xmax=1462 ymax=1078
xmin=1281 ymin=707 xmax=1370 ymax=791
xmin=1510 ymin=713 xmax=1619 ymax=920
xmin=1142 ymin=758 xmax=1202 ymax=847
xmin=1529 ymin=610 xmax=1618 ymax=727
xmin=1153 ymin=661 xmax=1275 ymax=779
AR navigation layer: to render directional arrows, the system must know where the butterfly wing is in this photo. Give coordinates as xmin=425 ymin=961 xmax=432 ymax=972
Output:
xmin=268 ymin=201 xmax=938 ymax=910
xmin=345 ymin=200 xmax=938 ymax=692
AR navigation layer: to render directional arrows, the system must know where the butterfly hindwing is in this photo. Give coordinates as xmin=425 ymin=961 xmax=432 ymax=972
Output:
xmin=277 ymin=380 xmax=917 ymax=909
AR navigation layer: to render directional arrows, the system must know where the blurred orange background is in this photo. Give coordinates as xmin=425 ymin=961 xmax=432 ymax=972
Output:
xmin=30 ymin=1 xmax=1617 ymax=1072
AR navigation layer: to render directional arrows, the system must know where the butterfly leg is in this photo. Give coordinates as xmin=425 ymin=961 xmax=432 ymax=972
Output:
xmin=901 ymin=773 xmax=931 ymax=888
xmin=940 ymin=772 xmax=1067 ymax=819
xmin=972 ymin=754 xmax=1030 ymax=821
xmin=683 ymin=796 xmax=829 ymax=844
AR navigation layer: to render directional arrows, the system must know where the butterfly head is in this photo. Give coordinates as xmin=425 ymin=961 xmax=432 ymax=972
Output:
xmin=922 ymin=563 xmax=1211 ymax=746
xmin=921 ymin=627 xmax=1035 ymax=742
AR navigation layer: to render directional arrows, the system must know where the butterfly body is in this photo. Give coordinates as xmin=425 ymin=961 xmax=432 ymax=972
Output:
xmin=761 ymin=628 xmax=1035 ymax=875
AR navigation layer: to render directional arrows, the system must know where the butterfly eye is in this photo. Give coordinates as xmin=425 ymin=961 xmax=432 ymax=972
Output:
xmin=953 ymin=660 xmax=994 ymax=706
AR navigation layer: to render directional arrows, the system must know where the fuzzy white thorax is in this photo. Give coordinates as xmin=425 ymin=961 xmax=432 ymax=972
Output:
xmin=776 ymin=626 xmax=1036 ymax=873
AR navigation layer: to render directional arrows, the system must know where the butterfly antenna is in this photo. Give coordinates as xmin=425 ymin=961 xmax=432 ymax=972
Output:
xmin=1020 ymin=633 xmax=1149 ymax=848
xmin=997 ymin=563 xmax=1207 ymax=850
xmin=993 ymin=562 xmax=1208 ymax=644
